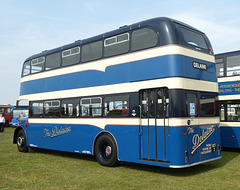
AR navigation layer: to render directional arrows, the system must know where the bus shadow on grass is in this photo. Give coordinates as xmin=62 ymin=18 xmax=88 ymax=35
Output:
xmin=123 ymin=149 xmax=240 ymax=176
xmin=32 ymin=148 xmax=97 ymax=164
xmin=32 ymin=148 xmax=239 ymax=176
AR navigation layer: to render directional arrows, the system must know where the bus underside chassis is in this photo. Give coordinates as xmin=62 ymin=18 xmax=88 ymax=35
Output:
xmin=94 ymin=133 xmax=119 ymax=167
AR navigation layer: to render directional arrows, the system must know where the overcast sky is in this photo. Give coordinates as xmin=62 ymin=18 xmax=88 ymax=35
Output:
xmin=1 ymin=0 xmax=240 ymax=105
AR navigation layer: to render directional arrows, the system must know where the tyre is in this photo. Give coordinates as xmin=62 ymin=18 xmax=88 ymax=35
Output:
xmin=17 ymin=130 xmax=28 ymax=152
xmin=95 ymin=133 xmax=118 ymax=167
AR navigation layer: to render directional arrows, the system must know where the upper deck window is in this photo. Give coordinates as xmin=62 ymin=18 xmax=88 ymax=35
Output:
xmin=180 ymin=27 xmax=208 ymax=50
xmin=82 ymin=41 xmax=103 ymax=62
xmin=45 ymin=52 xmax=61 ymax=70
xmin=216 ymin=58 xmax=224 ymax=77
xmin=62 ymin=47 xmax=80 ymax=67
xmin=227 ymin=55 xmax=240 ymax=76
xmin=104 ymin=33 xmax=129 ymax=57
xmin=31 ymin=57 xmax=45 ymax=74
xmin=22 ymin=61 xmax=31 ymax=76
xmin=131 ymin=28 xmax=158 ymax=51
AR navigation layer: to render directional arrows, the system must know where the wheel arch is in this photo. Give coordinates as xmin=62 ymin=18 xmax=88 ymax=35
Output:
xmin=93 ymin=131 xmax=119 ymax=160
xmin=13 ymin=126 xmax=27 ymax=145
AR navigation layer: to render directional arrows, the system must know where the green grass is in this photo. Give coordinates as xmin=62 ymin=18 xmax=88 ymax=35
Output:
xmin=1 ymin=127 xmax=240 ymax=190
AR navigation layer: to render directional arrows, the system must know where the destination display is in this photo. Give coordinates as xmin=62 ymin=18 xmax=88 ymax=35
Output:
xmin=219 ymin=80 xmax=240 ymax=95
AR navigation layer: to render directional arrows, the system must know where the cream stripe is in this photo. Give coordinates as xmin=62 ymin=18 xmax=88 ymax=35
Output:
xmin=220 ymin=122 xmax=240 ymax=127
xmin=28 ymin=117 xmax=219 ymax=129
xmin=29 ymin=118 xmax=140 ymax=129
xmin=141 ymin=117 xmax=219 ymax=126
xmin=218 ymin=95 xmax=240 ymax=101
xmin=21 ymin=45 xmax=215 ymax=83
xmin=218 ymin=76 xmax=240 ymax=83
xmin=20 ymin=77 xmax=218 ymax=101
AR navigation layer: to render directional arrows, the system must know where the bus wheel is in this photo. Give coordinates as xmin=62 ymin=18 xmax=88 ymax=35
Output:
xmin=95 ymin=134 xmax=118 ymax=167
xmin=17 ymin=130 xmax=28 ymax=152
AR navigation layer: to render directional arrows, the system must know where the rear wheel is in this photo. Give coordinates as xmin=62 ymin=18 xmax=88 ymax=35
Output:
xmin=17 ymin=130 xmax=28 ymax=152
xmin=95 ymin=134 xmax=118 ymax=167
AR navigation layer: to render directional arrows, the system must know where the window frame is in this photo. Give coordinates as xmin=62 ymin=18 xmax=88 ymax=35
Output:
xmin=45 ymin=52 xmax=61 ymax=71
xmin=103 ymin=94 xmax=129 ymax=117
xmin=179 ymin=26 xmax=208 ymax=50
xmin=31 ymin=57 xmax=45 ymax=74
xmin=22 ymin=61 xmax=31 ymax=76
xmin=80 ymin=97 xmax=102 ymax=117
xmin=29 ymin=101 xmax=44 ymax=118
xmin=44 ymin=100 xmax=61 ymax=118
xmin=81 ymin=40 xmax=103 ymax=63
xmin=131 ymin=27 xmax=158 ymax=52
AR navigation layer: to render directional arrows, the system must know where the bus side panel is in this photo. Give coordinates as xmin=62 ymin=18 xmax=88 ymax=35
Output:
xmin=26 ymin=123 xmax=102 ymax=154
xmin=20 ymin=55 xmax=216 ymax=97
xmin=221 ymin=126 xmax=240 ymax=148
xmin=141 ymin=125 xmax=149 ymax=159
xmin=105 ymin=125 xmax=140 ymax=162
xmin=168 ymin=127 xmax=188 ymax=166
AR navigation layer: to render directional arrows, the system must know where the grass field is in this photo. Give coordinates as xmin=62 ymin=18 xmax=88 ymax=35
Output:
xmin=0 ymin=127 xmax=240 ymax=190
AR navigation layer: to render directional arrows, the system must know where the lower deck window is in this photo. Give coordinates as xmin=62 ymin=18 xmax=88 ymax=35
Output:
xmin=104 ymin=95 xmax=129 ymax=117
xmin=44 ymin=100 xmax=60 ymax=117
xmin=30 ymin=102 xmax=43 ymax=117
xmin=80 ymin=97 xmax=102 ymax=117
xmin=61 ymin=99 xmax=80 ymax=117
xmin=227 ymin=103 xmax=240 ymax=121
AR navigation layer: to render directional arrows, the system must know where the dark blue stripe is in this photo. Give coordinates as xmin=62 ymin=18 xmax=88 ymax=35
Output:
xmin=20 ymin=55 xmax=217 ymax=96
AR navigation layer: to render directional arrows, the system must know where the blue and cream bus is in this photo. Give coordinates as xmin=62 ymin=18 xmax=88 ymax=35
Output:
xmin=216 ymin=50 xmax=240 ymax=148
xmin=13 ymin=17 xmax=221 ymax=168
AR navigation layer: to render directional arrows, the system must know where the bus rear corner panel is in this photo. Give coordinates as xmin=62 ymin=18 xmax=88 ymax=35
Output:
xmin=186 ymin=124 xmax=221 ymax=166
xmin=168 ymin=124 xmax=221 ymax=168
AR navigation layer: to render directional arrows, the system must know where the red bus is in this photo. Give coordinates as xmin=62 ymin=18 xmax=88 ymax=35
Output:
xmin=0 ymin=104 xmax=12 ymax=127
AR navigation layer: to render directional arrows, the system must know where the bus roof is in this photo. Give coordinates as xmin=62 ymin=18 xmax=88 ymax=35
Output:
xmin=24 ymin=17 xmax=208 ymax=62
xmin=215 ymin=50 xmax=240 ymax=58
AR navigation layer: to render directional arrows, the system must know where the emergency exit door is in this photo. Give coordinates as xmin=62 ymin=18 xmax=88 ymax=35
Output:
xmin=140 ymin=88 xmax=169 ymax=161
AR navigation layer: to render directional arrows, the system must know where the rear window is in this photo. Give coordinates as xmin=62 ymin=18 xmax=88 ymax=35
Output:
xmin=200 ymin=94 xmax=216 ymax=117
xmin=180 ymin=27 xmax=208 ymax=50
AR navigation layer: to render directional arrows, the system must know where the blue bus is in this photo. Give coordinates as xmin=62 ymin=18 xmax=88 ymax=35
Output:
xmin=13 ymin=17 xmax=221 ymax=168
xmin=12 ymin=105 xmax=29 ymax=127
xmin=216 ymin=50 xmax=240 ymax=148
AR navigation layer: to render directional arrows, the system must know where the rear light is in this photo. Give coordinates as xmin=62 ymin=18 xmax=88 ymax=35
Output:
xmin=182 ymin=131 xmax=186 ymax=135
xmin=217 ymin=128 xmax=220 ymax=132
xmin=209 ymin=47 xmax=213 ymax=54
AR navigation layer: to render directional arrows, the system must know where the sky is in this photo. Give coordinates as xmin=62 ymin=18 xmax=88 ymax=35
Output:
xmin=1 ymin=0 xmax=240 ymax=105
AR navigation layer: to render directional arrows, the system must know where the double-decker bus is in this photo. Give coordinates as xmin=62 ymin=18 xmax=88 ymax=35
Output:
xmin=13 ymin=17 xmax=221 ymax=168
xmin=216 ymin=50 xmax=240 ymax=148
xmin=0 ymin=104 xmax=12 ymax=127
